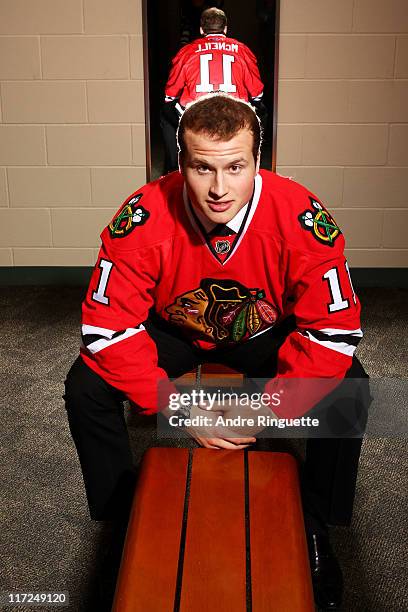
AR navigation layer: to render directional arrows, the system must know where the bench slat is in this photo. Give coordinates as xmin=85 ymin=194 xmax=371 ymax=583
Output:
xmin=249 ymin=452 xmax=315 ymax=611
xmin=113 ymin=447 xmax=189 ymax=612
xmin=180 ymin=449 xmax=247 ymax=611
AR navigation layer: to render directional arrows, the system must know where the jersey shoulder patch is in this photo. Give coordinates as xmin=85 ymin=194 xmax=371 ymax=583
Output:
xmin=103 ymin=172 xmax=182 ymax=249
xmin=108 ymin=193 xmax=149 ymax=239
xmin=297 ymin=195 xmax=341 ymax=248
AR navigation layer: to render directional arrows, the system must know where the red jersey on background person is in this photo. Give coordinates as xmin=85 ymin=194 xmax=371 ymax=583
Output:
xmin=165 ymin=10 xmax=264 ymax=107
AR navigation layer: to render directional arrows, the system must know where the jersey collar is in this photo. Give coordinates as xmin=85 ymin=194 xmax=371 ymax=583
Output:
xmin=183 ymin=173 xmax=263 ymax=266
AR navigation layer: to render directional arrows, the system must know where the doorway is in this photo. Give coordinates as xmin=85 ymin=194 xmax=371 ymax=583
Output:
xmin=142 ymin=0 xmax=280 ymax=181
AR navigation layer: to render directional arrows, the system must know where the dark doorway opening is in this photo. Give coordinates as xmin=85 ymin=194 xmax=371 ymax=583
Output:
xmin=142 ymin=1 xmax=280 ymax=181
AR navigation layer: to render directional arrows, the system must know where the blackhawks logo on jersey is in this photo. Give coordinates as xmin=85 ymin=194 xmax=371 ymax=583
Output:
xmin=165 ymin=278 xmax=279 ymax=344
xmin=109 ymin=194 xmax=149 ymax=238
xmin=298 ymin=197 xmax=340 ymax=247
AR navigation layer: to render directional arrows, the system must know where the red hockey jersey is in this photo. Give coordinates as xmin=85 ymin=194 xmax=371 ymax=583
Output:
xmin=164 ymin=34 xmax=264 ymax=107
xmin=80 ymin=170 xmax=362 ymax=418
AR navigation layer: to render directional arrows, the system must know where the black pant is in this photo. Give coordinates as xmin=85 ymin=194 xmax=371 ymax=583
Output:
xmin=64 ymin=317 xmax=371 ymax=529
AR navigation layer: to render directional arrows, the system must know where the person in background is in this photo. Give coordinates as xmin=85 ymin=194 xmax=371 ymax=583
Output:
xmin=161 ymin=7 xmax=265 ymax=173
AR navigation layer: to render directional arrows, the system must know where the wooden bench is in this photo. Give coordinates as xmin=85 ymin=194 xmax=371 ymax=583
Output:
xmin=176 ymin=363 xmax=245 ymax=387
xmin=112 ymin=448 xmax=314 ymax=612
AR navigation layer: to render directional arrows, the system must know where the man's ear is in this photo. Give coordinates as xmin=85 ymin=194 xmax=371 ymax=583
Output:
xmin=199 ymin=27 xmax=204 ymax=35
xmin=223 ymin=26 xmax=227 ymax=34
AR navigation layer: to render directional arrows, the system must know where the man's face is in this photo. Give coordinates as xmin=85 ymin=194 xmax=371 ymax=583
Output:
xmin=181 ymin=127 xmax=259 ymax=225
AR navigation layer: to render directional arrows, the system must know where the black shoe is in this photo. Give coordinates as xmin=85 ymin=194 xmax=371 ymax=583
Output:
xmin=94 ymin=519 xmax=129 ymax=611
xmin=307 ymin=533 xmax=343 ymax=610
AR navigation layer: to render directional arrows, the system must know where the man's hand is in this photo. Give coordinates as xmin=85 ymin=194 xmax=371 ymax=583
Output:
xmin=184 ymin=403 xmax=257 ymax=449
xmin=162 ymin=392 xmax=280 ymax=450
xmin=192 ymin=435 xmax=257 ymax=450
xmin=197 ymin=398 xmax=276 ymax=439
xmin=162 ymin=402 xmax=257 ymax=450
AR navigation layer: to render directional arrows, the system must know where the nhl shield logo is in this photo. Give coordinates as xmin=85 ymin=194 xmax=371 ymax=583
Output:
xmin=215 ymin=240 xmax=231 ymax=254
xmin=109 ymin=194 xmax=149 ymax=238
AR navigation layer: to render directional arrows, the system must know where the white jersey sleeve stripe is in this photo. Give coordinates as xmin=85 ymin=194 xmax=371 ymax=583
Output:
xmin=81 ymin=324 xmax=117 ymax=338
xmin=298 ymin=330 xmax=358 ymax=357
xmin=82 ymin=324 xmax=146 ymax=354
xmin=319 ymin=328 xmax=363 ymax=337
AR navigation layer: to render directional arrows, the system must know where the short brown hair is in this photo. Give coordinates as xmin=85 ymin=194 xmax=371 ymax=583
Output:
xmin=178 ymin=94 xmax=261 ymax=163
xmin=200 ymin=8 xmax=227 ymax=34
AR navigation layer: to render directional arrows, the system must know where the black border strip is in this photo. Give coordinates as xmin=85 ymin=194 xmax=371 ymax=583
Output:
xmin=244 ymin=450 xmax=252 ymax=612
xmin=351 ymin=268 xmax=408 ymax=288
xmin=173 ymin=448 xmax=194 ymax=612
xmin=272 ymin=0 xmax=280 ymax=172
xmin=0 ymin=267 xmax=94 ymax=286
xmin=0 ymin=267 xmax=406 ymax=287
xmin=141 ymin=0 xmax=152 ymax=182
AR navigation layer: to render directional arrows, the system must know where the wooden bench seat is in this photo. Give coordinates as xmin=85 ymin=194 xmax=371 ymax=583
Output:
xmin=176 ymin=363 xmax=244 ymax=387
xmin=112 ymin=448 xmax=314 ymax=611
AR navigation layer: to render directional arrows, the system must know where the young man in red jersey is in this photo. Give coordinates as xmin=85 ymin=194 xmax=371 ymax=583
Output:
xmin=65 ymin=95 xmax=370 ymax=610
xmin=161 ymin=7 xmax=265 ymax=172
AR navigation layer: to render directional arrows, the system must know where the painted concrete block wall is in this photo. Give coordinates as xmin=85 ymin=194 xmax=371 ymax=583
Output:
xmin=276 ymin=0 xmax=408 ymax=267
xmin=0 ymin=0 xmax=145 ymax=266
xmin=0 ymin=0 xmax=407 ymax=267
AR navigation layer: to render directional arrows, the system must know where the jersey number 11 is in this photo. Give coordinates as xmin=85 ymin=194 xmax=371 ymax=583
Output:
xmin=196 ymin=53 xmax=237 ymax=94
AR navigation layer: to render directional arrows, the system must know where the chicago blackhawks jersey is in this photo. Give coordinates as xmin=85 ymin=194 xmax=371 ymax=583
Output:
xmin=164 ymin=33 xmax=264 ymax=107
xmin=80 ymin=170 xmax=362 ymax=417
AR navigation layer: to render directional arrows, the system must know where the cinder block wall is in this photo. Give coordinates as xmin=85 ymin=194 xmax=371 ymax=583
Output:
xmin=0 ymin=0 xmax=407 ymax=268
xmin=0 ymin=0 xmax=145 ymax=267
xmin=276 ymin=0 xmax=408 ymax=267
